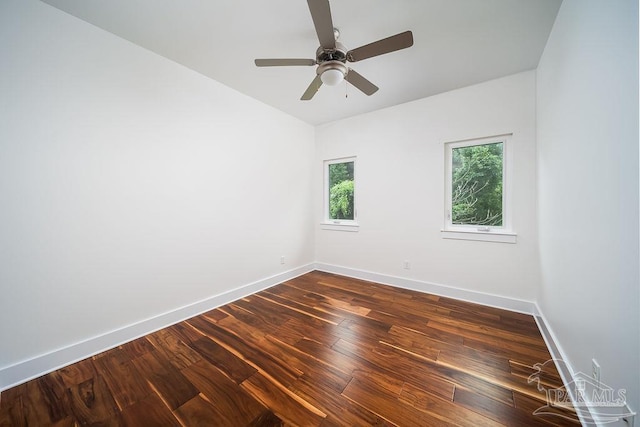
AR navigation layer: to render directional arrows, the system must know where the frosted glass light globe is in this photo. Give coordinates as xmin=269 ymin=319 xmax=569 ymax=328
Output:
xmin=320 ymin=68 xmax=345 ymax=86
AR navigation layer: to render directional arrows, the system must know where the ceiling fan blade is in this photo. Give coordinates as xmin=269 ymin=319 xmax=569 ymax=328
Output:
xmin=307 ymin=0 xmax=336 ymax=49
xmin=301 ymin=75 xmax=323 ymax=100
xmin=255 ymin=58 xmax=316 ymax=67
xmin=347 ymin=30 xmax=414 ymax=62
xmin=345 ymin=69 xmax=379 ymax=96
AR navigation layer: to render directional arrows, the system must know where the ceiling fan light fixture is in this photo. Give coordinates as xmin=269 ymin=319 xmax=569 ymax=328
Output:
xmin=318 ymin=61 xmax=347 ymax=86
xmin=321 ymin=68 xmax=344 ymax=86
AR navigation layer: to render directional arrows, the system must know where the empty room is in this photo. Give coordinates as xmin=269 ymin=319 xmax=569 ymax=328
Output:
xmin=0 ymin=0 xmax=638 ymax=426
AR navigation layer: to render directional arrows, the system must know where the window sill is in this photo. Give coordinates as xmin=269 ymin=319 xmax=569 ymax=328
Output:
xmin=441 ymin=229 xmax=517 ymax=244
xmin=321 ymin=222 xmax=360 ymax=232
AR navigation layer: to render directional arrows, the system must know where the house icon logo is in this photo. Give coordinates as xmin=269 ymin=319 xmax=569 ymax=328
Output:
xmin=528 ymin=359 xmax=635 ymax=425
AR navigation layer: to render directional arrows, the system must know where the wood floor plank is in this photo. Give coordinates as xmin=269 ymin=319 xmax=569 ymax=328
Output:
xmin=16 ymin=380 xmax=68 ymax=426
xmin=36 ymin=374 xmax=71 ymax=423
xmin=0 ymin=382 xmax=23 ymax=409
xmin=215 ymin=311 xmax=273 ymax=347
xmin=366 ymin=307 xmax=450 ymax=340
xmin=183 ymin=335 xmax=257 ymax=384
xmin=308 ymin=274 xmax=405 ymax=301
xmin=167 ymin=322 xmax=206 ymax=345
xmin=386 ymin=298 xmax=453 ymax=323
xmin=145 ymin=328 xmax=202 ymax=370
xmin=438 ymin=347 xmax=514 ymax=378
xmin=431 ymin=315 xmax=549 ymax=349
xmin=93 ymin=347 xmax=152 ymax=410
xmin=55 ymin=357 xmax=96 ymax=389
xmin=462 ymin=334 xmax=554 ymax=367
xmin=428 ymin=319 xmax=553 ymax=363
xmin=256 ymin=291 xmax=343 ymax=326
xmin=294 ymin=337 xmax=361 ymax=375
xmin=274 ymin=316 xmax=341 ymax=348
xmin=435 ymin=347 xmax=554 ymax=404
xmin=190 ymin=316 xmax=302 ymax=387
xmin=334 ymin=338 xmax=462 ymax=403
xmin=0 ymin=271 xmax=578 ymax=427
xmin=342 ymin=375 xmax=456 ymax=427
xmin=232 ymin=295 xmax=292 ymax=327
xmin=119 ymin=336 xmax=155 ymax=360
xmin=334 ymin=336 xmax=515 ymax=406
xmin=453 ymin=386 xmax=552 ymax=427
xmin=262 ymin=335 xmax=352 ymax=394
xmin=173 ymin=394 xmax=229 ymax=426
xmin=246 ymin=410 xmax=284 ymax=427
xmin=398 ymin=382 xmax=502 ymax=427
xmin=180 ymin=359 xmax=267 ymax=426
xmin=337 ymin=316 xmax=393 ymax=343
xmin=509 ymin=359 xmax=564 ymax=389
xmin=434 ymin=294 xmax=534 ymax=324
xmin=268 ymin=319 xmax=307 ymax=346
xmin=201 ymin=307 xmax=229 ymax=322
xmin=241 ymin=372 xmax=326 ymax=427
xmin=131 ymin=350 xmax=199 ymax=410
xmin=218 ymin=303 xmax=280 ymax=335
xmin=450 ymin=308 xmax=542 ymax=336
xmin=289 ymin=374 xmax=388 ymax=427
xmin=0 ymin=398 xmax=24 ymax=427
xmin=384 ymin=323 xmax=455 ymax=357
xmin=66 ymin=374 xmax=120 ymax=425
xmin=120 ymin=393 xmax=180 ymax=426
xmin=309 ymin=292 xmax=373 ymax=317
xmin=279 ymin=280 xmax=365 ymax=311
xmin=513 ymin=391 xmax=581 ymax=426
xmin=386 ymin=321 xmax=464 ymax=349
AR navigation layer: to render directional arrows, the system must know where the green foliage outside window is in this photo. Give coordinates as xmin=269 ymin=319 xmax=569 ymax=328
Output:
xmin=328 ymin=161 xmax=354 ymax=220
xmin=451 ymin=142 xmax=503 ymax=226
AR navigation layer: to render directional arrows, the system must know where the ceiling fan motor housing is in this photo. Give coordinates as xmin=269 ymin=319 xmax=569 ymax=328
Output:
xmin=316 ymin=41 xmax=347 ymax=64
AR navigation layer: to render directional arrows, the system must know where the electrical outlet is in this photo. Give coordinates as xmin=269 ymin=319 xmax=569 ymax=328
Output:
xmin=280 ymin=256 xmax=285 ymax=265
xmin=592 ymin=359 xmax=601 ymax=388
xmin=403 ymin=260 xmax=410 ymax=270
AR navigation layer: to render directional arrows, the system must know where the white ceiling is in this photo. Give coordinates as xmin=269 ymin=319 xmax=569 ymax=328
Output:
xmin=40 ymin=0 xmax=562 ymax=125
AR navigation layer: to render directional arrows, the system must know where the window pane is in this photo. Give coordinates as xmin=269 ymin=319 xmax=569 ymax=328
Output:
xmin=451 ymin=142 xmax=503 ymax=226
xmin=328 ymin=161 xmax=354 ymax=220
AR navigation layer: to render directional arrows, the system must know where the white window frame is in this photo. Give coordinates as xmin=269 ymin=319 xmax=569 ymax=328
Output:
xmin=321 ymin=156 xmax=359 ymax=232
xmin=442 ymin=134 xmax=516 ymax=243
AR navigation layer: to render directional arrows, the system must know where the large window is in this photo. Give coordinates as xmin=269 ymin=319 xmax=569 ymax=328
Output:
xmin=323 ymin=157 xmax=357 ymax=230
xmin=444 ymin=135 xmax=515 ymax=243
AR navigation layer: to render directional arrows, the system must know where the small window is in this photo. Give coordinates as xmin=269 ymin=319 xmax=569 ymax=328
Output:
xmin=323 ymin=157 xmax=358 ymax=230
xmin=443 ymin=135 xmax=515 ymax=243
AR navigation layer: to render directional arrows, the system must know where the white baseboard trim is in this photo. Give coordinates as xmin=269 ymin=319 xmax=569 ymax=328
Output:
xmin=533 ymin=305 xmax=576 ymax=382
xmin=0 ymin=263 xmax=315 ymax=392
xmin=534 ymin=305 xmax=594 ymax=427
xmin=534 ymin=305 xmax=636 ymax=427
xmin=314 ymin=262 xmax=538 ymax=315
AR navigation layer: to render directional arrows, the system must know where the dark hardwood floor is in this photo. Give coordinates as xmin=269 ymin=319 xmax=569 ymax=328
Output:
xmin=0 ymin=271 xmax=579 ymax=426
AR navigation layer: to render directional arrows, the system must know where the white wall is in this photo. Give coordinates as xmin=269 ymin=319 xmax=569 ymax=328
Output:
xmin=536 ymin=0 xmax=639 ymax=417
xmin=0 ymin=0 xmax=314 ymax=374
xmin=315 ymin=71 xmax=540 ymax=302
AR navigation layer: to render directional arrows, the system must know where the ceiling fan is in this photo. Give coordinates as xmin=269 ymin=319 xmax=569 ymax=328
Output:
xmin=254 ymin=0 xmax=414 ymax=100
